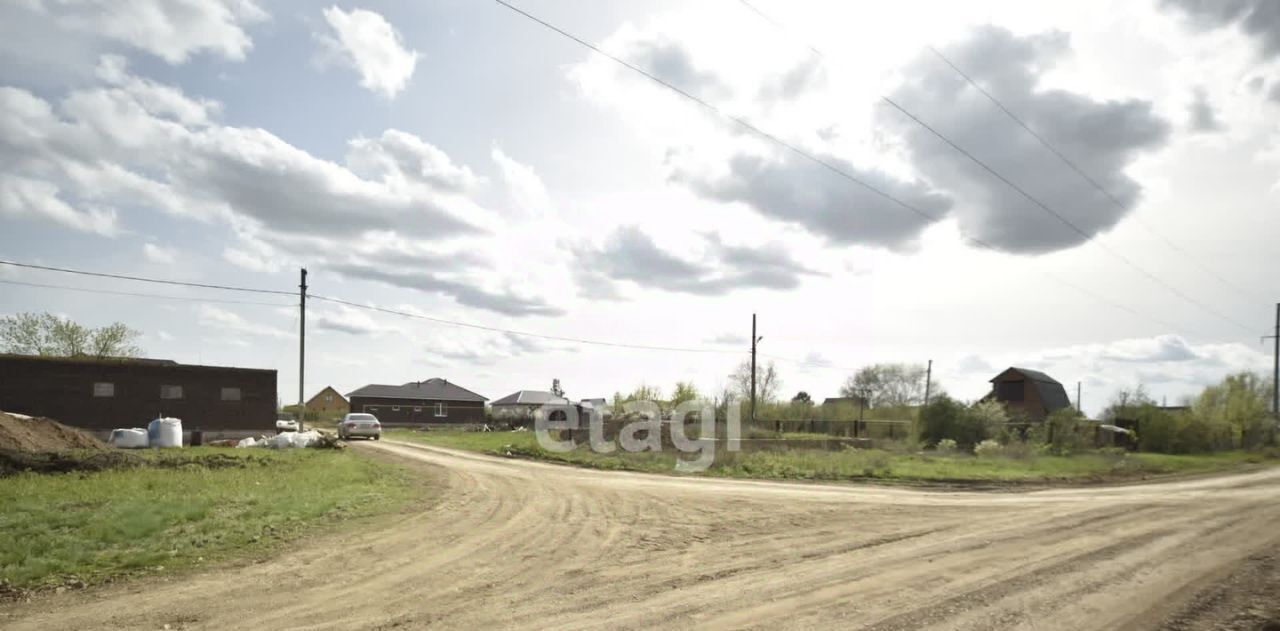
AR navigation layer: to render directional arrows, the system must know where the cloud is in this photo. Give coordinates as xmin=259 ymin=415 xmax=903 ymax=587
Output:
xmin=142 ymin=242 xmax=177 ymax=264
xmin=0 ymin=57 xmax=560 ymax=317
xmin=625 ymin=35 xmax=727 ymax=98
xmin=757 ymin=56 xmax=825 ymax=104
xmin=21 ymin=0 xmax=266 ymax=64
xmin=670 ymin=150 xmax=953 ymax=251
xmin=325 ymin=258 xmax=565 ymax=317
xmin=491 ymin=147 xmax=552 ymax=217
xmin=881 ymin=26 xmax=1171 ymax=254
xmin=318 ymin=6 xmax=419 ymax=98
xmin=1095 ymin=335 xmax=1201 ymax=363
xmin=196 ymin=305 xmax=291 ymax=339
xmin=0 ymin=173 xmax=120 ymax=236
xmin=421 ymin=331 xmax=562 ymax=366
xmin=312 ymin=305 xmax=386 ymax=335
xmin=570 ymin=226 xmax=822 ymax=297
xmin=1187 ymin=88 xmax=1226 ymax=132
xmin=706 ymin=333 xmax=748 ymax=345
xmin=1160 ymin=0 xmax=1280 ymax=60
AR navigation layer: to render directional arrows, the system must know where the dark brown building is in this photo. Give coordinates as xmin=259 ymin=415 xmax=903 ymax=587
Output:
xmin=983 ymin=367 xmax=1072 ymax=421
xmin=347 ymin=378 xmax=487 ymax=425
xmin=0 ymin=354 xmax=276 ymax=431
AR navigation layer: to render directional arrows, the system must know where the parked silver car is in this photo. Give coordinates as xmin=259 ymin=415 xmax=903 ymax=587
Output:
xmin=339 ymin=413 xmax=382 ymax=440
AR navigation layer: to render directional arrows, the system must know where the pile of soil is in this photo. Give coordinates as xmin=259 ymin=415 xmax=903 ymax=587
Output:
xmin=0 ymin=411 xmax=110 ymax=452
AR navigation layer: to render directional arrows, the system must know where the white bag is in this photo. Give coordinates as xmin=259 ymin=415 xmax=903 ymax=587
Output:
xmin=267 ymin=429 xmax=321 ymax=449
xmin=148 ymin=417 xmax=184 ymax=448
xmin=109 ymin=428 xmax=149 ymax=449
xmin=235 ymin=436 xmax=258 ymax=448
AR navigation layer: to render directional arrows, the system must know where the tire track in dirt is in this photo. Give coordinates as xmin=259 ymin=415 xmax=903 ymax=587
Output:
xmin=2 ymin=440 xmax=1278 ymax=630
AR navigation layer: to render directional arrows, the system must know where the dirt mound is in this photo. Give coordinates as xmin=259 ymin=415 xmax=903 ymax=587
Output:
xmin=0 ymin=411 xmax=110 ymax=452
xmin=0 ymin=449 xmax=272 ymax=477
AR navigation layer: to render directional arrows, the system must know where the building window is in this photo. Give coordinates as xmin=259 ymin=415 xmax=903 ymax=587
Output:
xmin=221 ymin=387 xmax=241 ymax=402
xmin=434 ymin=402 xmax=446 ymax=417
xmin=413 ymin=407 xmax=422 ymax=413
xmin=367 ymin=406 xmax=379 ymax=412
xmin=160 ymin=385 xmax=183 ymax=400
xmin=325 ymin=394 xmax=333 ymax=403
xmin=93 ymin=382 xmax=115 ymax=398
xmin=392 ymin=406 xmax=401 ymax=412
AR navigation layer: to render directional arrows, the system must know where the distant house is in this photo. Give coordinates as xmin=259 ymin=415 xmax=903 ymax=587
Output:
xmin=347 ymin=378 xmax=487 ymax=425
xmin=983 ymin=367 xmax=1072 ymax=421
xmin=0 ymin=353 xmax=275 ymax=432
xmin=490 ymin=390 xmax=571 ymax=418
xmin=305 ymin=386 xmax=348 ymax=416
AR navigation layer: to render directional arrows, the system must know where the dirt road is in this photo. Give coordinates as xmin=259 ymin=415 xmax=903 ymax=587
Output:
xmin=5 ymin=440 xmax=1280 ymax=630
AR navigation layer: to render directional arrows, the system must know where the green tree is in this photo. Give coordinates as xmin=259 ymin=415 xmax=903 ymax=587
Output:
xmin=669 ymin=381 xmax=699 ymax=409
xmin=792 ymin=391 xmax=813 ymax=406
xmin=917 ymin=394 xmax=965 ymax=448
xmin=0 ymin=312 xmax=140 ymax=358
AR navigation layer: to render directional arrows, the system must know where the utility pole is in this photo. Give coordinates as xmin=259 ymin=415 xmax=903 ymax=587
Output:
xmin=1076 ymin=381 xmax=1082 ymax=413
xmin=298 ymin=268 xmax=307 ymax=433
xmin=923 ymin=359 xmax=933 ymax=407
xmin=1263 ymin=303 xmax=1279 ymax=424
xmin=750 ymin=313 xmax=757 ymax=426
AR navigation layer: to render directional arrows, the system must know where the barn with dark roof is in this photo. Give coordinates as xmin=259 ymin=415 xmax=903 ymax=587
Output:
xmin=347 ymin=378 xmax=487 ymax=425
xmin=983 ymin=367 xmax=1072 ymax=421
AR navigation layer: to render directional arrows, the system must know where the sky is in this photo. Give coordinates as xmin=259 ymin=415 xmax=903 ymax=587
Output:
xmin=0 ymin=0 xmax=1277 ymax=417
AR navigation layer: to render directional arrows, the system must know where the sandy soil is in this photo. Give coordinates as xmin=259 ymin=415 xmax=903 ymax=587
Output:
xmin=4 ymin=439 xmax=1279 ymax=630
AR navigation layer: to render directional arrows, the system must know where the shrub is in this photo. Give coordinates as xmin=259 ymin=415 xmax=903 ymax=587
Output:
xmin=918 ymin=395 xmax=965 ymax=447
xmin=935 ymin=438 xmax=958 ymax=454
xmin=973 ymin=439 xmax=1002 ymax=458
xmin=1043 ymin=408 xmax=1091 ymax=455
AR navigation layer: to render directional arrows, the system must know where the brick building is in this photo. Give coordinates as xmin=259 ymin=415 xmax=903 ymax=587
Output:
xmin=0 ymin=354 xmax=276 ymax=431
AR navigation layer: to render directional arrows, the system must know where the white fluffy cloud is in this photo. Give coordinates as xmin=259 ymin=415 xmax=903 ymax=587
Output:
xmin=491 ymin=147 xmax=552 ymax=217
xmin=24 ymin=0 xmax=266 ymax=64
xmin=318 ymin=6 xmax=419 ymax=98
xmin=142 ymin=242 xmax=177 ymax=264
xmin=0 ymin=55 xmax=559 ymax=317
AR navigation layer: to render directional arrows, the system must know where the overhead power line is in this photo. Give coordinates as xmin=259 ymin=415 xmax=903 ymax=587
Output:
xmin=0 ymin=260 xmax=295 ymax=296
xmin=0 ymin=278 xmax=296 ymax=307
xmin=732 ymin=0 xmax=1257 ymax=335
xmin=926 ymin=46 xmax=1264 ymax=304
xmin=309 ymin=293 xmax=743 ymax=355
xmin=489 ymin=0 xmax=1230 ymax=339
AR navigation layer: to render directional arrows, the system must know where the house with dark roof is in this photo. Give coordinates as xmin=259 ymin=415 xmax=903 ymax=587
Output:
xmin=490 ymin=390 xmax=570 ymax=418
xmin=347 ymin=378 xmax=487 ymax=425
xmin=983 ymin=367 xmax=1072 ymax=421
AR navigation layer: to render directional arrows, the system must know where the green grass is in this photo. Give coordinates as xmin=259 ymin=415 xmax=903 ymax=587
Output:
xmin=0 ymin=447 xmax=422 ymax=590
xmin=387 ymin=429 xmax=1276 ymax=484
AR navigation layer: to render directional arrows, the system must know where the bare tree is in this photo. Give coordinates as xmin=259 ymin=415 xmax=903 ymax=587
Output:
xmin=730 ymin=359 xmax=780 ymax=404
xmin=0 ymin=312 xmax=141 ymax=358
xmin=839 ymin=363 xmax=934 ymax=408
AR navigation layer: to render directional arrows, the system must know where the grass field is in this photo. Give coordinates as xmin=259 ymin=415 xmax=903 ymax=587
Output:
xmin=0 ymin=447 xmax=423 ymax=591
xmin=387 ymin=429 xmax=1276 ymax=484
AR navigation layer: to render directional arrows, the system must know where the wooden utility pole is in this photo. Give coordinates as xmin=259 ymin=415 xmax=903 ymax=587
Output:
xmin=750 ymin=313 xmax=757 ymax=426
xmin=1076 ymin=381 xmax=1082 ymax=413
xmin=298 ymin=268 xmax=307 ymax=432
xmin=1264 ymin=303 xmax=1279 ymax=424
xmin=923 ymin=359 xmax=933 ymax=407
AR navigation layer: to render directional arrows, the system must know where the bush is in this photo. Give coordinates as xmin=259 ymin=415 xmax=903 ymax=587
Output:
xmin=918 ymin=395 xmax=965 ymax=447
xmin=935 ymin=438 xmax=958 ymax=454
xmin=1042 ymin=408 xmax=1091 ymax=455
xmin=973 ymin=439 xmax=1002 ymax=458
